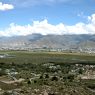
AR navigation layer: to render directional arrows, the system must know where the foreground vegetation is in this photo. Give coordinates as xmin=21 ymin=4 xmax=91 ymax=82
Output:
xmin=0 ymin=51 xmax=95 ymax=95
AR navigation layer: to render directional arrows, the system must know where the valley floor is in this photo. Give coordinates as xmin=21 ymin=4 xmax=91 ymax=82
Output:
xmin=0 ymin=51 xmax=95 ymax=95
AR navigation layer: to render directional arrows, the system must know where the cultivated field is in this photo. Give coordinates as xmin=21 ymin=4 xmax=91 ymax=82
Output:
xmin=0 ymin=51 xmax=95 ymax=64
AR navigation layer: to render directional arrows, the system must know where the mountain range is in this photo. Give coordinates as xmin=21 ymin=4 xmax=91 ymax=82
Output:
xmin=0 ymin=34 xmax=95 ymax=52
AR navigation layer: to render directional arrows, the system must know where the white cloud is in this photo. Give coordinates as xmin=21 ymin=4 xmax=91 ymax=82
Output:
xmin=0 ymin=13 xmax=95 ymax=37
xmin=0 ymin=2 xmax=14 ymax=11
xmin=90 ymin=14 xmax=95 ymax=24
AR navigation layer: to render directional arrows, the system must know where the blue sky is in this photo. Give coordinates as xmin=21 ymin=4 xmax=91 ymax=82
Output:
xmin=0 ymin=0 xmax=95 ymax=36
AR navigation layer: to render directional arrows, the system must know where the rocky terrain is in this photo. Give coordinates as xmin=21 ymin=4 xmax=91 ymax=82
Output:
xmin=0 ymin=51 xmax=95 ymax=95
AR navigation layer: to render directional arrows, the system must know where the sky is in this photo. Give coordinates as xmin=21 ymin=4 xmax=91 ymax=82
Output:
xmin=0 ymin=0 xmax=95 ymax=36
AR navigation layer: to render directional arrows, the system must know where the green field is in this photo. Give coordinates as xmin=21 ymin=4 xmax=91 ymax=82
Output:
xmin=0 ymin=51 xmax=95 ymax=64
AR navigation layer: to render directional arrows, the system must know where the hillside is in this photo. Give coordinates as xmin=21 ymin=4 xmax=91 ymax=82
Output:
xmin=0 ymin=34 xmax=95 ymax=52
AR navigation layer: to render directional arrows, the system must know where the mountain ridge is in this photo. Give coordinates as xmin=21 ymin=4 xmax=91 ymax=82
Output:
xmin=0 ymin=34 xmax=95 ymax=52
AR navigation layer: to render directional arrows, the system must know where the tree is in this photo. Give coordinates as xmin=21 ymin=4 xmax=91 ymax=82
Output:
xmin=78 ymin=68 xmax=83 ymax=74
xmin=51 ymin=76 xmax=58 ymax=81
xmin=45 ymin=74 xmax=49 ymax=78
xmin=27 ymin=80 xmax=31 ymax=84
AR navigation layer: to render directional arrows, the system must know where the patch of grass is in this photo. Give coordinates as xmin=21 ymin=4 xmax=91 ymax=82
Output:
xmin=0 ymin=51 xmax=95 ymax=64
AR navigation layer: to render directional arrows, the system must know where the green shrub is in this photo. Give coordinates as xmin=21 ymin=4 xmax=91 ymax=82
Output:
xmin=51 ymin=76 xmax=58 ymax=81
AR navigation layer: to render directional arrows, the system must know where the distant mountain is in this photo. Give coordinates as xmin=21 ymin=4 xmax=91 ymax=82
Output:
xmin=0 ymin=34 xmax=95 ymax=52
